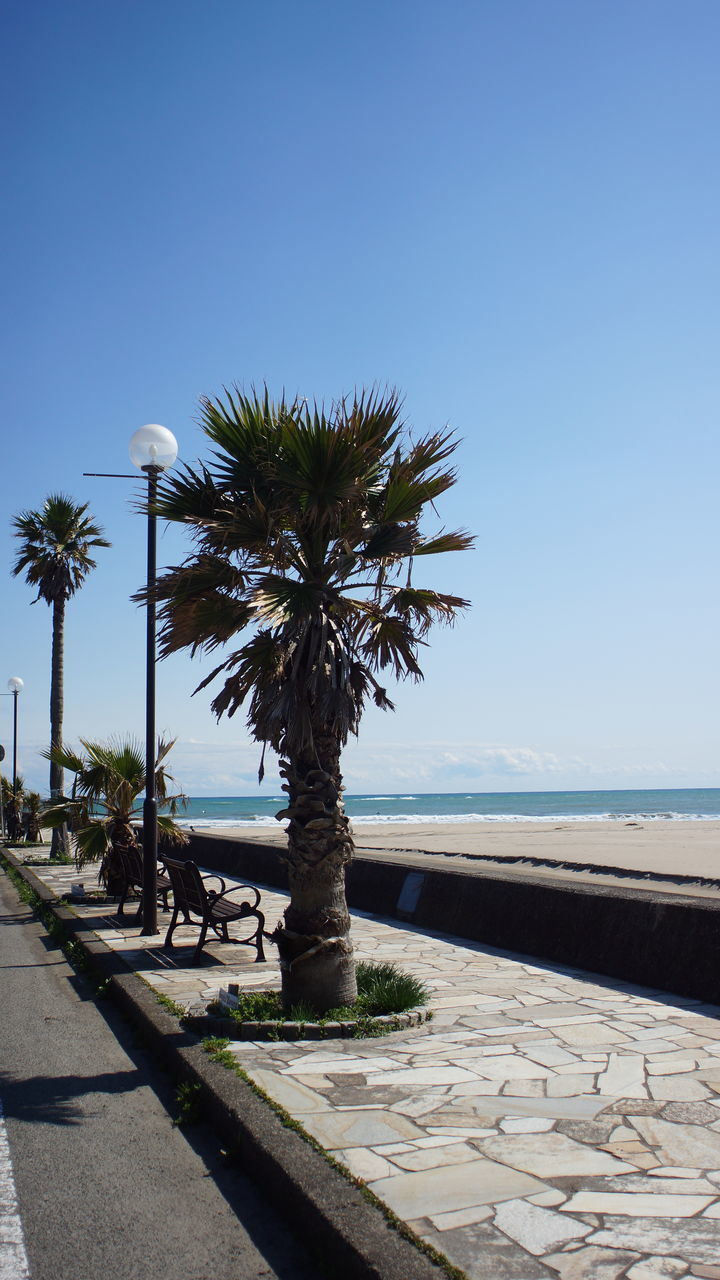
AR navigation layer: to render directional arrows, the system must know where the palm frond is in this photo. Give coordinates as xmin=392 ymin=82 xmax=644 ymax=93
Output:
xmin=207 ymin=629 xmax=284 ymax=724
xmin=358 ymin=522 xmax=417 ymax=562
xmin=135 ymin=556 xmax=254 ymax=657
xmin=251 ymin=576 xmax=329 ymax=625
xmin=41 ymin=744 xmax=85 ymax=774
xmin=413 ymin=530 xmax=476 ymax=556
xmin=404 ymin=429 xmax=461 ymax=477
xmin=199 ymin=385 xmax=282 ymax=477
xmin=359 ymin=613 xmax=425 ymax=680
xmin=390 ymin=586 xmax=470 ymax=635
xmin=156 ymin=814 xmax=189 ymax=845
xmin=73 ymin=820 xmax=112 ymax=869
xmin=152 ymin=463 xmax=224 ymax=526
xmin=40 ymin=802 xmax=77 ymax=829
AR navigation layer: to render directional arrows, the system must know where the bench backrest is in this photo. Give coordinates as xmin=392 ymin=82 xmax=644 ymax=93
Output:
xmin=117 ymin=844 xmax=168 ymax=886
xmin=162 ymin=857 xmax=207 ymax=914
xmin=116 ymin=843 xmax=143 ymax=886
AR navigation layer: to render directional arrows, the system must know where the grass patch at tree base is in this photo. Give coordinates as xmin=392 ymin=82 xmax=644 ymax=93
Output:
xmin=193 ymin=960 xmax=433 ymax=1041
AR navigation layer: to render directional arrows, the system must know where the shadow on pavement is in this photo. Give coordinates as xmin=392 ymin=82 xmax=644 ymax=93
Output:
xmin=0 ymin=1066 xmax=141 ymax=1125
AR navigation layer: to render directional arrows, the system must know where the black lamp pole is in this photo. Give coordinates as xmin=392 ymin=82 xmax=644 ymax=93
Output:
xmin=12 ymin=687 xmax=19 ymax=796
xmin=86 ymin=424 xmax=177 ymax=935
xmin=6 ymin=679 xmax=23 ymax=844
xmin=141 ymin=464 xmax=160 ymax=936
xmin=1 ymin=682 xmax=22 ymax=838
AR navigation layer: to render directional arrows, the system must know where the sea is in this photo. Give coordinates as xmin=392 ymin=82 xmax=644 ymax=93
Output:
xmin=176 ymin=788 xmax=720 ymax=830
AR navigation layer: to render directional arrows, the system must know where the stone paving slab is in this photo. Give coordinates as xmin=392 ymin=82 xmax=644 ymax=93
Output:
xmin=19 ymin=852 xmax=720 ymax=1279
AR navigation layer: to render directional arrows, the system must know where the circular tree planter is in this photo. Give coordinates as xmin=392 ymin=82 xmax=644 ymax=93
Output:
xmin=183 ymin=1004 xmax=432 ymax=1041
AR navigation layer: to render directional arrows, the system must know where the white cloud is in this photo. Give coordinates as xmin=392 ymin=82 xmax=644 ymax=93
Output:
xmin=450 ymin=747 xmax=564 ymax=774
xmin=10 ymin=729 xmax=718 ymax=800
xmin=340 ymin=737 xmax=715 ymax=793
xmin=338 ymin=740 xmax=564 ymax=789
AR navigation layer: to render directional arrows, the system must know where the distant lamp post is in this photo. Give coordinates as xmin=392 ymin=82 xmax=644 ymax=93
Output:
xmin=129 ymin=425 xmax=178 ymax=936
xmin=7 ymin=677 xmax=23 ymax=842
xmin=7 ymin=677 xmax=23 ymax=795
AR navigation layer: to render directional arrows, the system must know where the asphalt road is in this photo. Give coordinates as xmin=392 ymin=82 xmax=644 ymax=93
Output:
xmin=0 ymin=870 xmax=320 ymax=1280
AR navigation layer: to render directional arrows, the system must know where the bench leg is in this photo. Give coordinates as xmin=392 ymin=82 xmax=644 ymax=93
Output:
xmin=143 ymin=891 xmax=166 ymax=922
xmin=254 ymin=911 xmax=266 ymax=962
xmin=164 ymin=907 xmax=180 ymax=949
xmin=192 ymin=920 xmax=210 ymax=965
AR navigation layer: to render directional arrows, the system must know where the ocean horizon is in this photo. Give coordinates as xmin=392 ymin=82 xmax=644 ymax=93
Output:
xmin=175 ymin=787 xmax=720 ymax=829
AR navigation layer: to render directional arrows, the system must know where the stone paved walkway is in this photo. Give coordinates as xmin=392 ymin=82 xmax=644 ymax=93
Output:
xmin=15 ymin=853 xmax=720 ymax=1280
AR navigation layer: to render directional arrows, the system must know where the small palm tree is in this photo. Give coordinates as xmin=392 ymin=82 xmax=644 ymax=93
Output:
xmin=42 ymin=737 xmax=188 ymax=890
xmin=11 ymin=494 xmax=111 ymax=859
xmin=0 ymin=774 xmax=10 ymax=834
xmin=142 ymin=387 xmax=473 ymax=1012
xmin=2 ymin=773 xmax=25 ymax=843
xmin=24 ymin=791 xmax=43 ymax=844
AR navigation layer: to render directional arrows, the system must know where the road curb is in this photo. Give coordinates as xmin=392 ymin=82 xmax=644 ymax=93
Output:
xmin=2 ymin=852 xmax=448 ymax=1280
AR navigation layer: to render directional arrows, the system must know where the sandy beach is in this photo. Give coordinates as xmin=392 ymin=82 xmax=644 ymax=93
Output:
xmin=189 ymin=818 xmax=720 ymax=898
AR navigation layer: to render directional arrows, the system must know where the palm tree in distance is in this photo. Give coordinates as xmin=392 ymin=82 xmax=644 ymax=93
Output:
xmin=2 ymin=773 xmax=25 ymax=843
xmin=12 ymin=494 xmax=111 ymax=859
xmin=42 ymin=736 xmax=188 ymax=890
xmin=142 ymin=388 xmax=474 ymax=1012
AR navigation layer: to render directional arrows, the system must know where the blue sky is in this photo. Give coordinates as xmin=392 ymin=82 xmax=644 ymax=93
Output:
xmin=2 ymin=0 xmax=718 ymax=796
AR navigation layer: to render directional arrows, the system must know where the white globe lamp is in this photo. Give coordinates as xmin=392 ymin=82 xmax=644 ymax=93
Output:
xmin=129 ymin=424 xmax=178 ymax=472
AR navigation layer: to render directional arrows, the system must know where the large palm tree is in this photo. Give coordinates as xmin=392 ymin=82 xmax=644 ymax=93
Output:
xmin=42 ymin=736 xmax=188 ymax=889
xmin=143 ymin=388 xmax=473 ymax=1012
xmin=11 ymin=494 xmax=110 ymax=858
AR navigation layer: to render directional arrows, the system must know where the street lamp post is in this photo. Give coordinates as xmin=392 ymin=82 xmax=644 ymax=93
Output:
xmin=129 ymin=425 xmax=178 ymax=936
xmin=8 ymin=677 xmax=23 ymax=793
xmin=7 ymin=677 xmax=23 ymax=841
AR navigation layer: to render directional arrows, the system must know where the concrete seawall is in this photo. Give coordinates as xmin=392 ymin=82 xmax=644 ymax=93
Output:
xmin=187 ymin=832 xmax=720 ymax=1005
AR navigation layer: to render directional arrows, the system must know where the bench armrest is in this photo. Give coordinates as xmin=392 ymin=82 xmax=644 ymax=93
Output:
xmin=201 ymin=873 xmax=227 ymax=897
xmin=209 ymin=883 xmax=262 ymax=911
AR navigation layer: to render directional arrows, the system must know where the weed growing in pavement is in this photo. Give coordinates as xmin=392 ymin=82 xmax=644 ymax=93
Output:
xmin=173 ymin=1081 xmax=204 ymax=1126
xmin=21 ymin=853 xmax=73 ymax=866
xmin=202 ymin=1036 xmax=236 ymax=1067
xmin=155 ymin=991 xmax=185 ymax=1018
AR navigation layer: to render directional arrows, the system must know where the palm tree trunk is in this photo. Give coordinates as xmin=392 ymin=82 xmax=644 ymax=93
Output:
xmin=49 ymin=597 xmax=70 ymax=860
xmin=274 ymin=733 xmax=357 ymax=1014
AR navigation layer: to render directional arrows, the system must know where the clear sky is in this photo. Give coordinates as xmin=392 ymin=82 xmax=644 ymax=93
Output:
xmin=2 ymin=0 xmax=718 ymax=797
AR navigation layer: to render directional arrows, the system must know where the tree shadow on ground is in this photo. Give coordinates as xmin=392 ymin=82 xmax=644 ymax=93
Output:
xmin=0 ymin=1066 xmax=141 ymax=1126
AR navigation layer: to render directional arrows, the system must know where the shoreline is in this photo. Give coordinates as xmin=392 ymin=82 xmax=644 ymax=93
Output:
xmin=184 ymin=818 xmax=720 ymax=899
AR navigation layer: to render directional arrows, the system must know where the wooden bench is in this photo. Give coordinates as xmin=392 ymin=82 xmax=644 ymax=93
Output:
xmin=115 ymin=845 xmax=172 ymax=919
xmin=162 ymin=857 xmax=266 ymax=965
